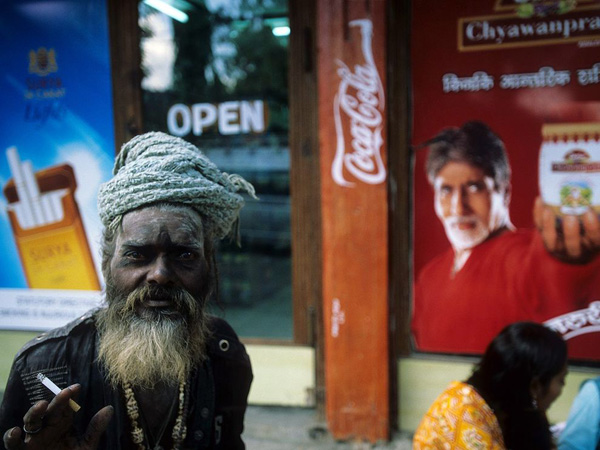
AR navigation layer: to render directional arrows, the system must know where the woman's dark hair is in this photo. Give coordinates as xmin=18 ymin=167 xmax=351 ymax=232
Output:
xmin=467 ymin=321 xmax=567 ymax=450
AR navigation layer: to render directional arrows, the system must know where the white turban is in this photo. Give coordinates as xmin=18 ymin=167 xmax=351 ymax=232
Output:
xmin=97 ymin=132 xmax=256 ymax=240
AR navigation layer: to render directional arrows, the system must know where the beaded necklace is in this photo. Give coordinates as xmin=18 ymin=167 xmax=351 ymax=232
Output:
xmin=124 ymin=380 xmax=188 ymax=450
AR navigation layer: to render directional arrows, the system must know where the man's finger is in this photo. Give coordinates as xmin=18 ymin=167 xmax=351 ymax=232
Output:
xmin=45 ymin=385 xmax=79 ymax=420
xmin=533 ymin=196 xmax=544 ymax=229
xmin=33 ymin=386 xmax=78 ymax=442
xmin=62 ymin=383 xmax=82 ymax=403
xmin=582 ymin=210 xmax=600 ymax=248
xmin=3 ymin=427 xmax=25 ymax=450
xmin=562 ymin=215 xmax=582 ymax=258
xmin=82 ymin=406 xmax=114 ymax=448
xmin=540 ymin=204 xmax=559 ymax=252
xmin=22 ymin=400 xmax=47 ymax=439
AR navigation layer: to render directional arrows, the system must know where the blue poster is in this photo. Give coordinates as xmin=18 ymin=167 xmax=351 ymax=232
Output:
xmin=0 ymin=0 xmax=114 ymax=329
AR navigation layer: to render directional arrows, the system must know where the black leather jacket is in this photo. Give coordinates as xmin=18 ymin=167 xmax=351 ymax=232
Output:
xmin=0 ymin=310 xmax=253 ymax=449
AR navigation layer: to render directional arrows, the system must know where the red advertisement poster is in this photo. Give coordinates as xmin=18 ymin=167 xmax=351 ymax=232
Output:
xmin=411 ymin=0 xmax=600 ymax=361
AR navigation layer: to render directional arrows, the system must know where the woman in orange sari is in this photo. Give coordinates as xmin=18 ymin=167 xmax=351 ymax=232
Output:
xmin=413 ymin=322 xmax=568 ymax=450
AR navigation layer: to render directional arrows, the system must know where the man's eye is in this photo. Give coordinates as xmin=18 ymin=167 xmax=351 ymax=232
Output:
xmin=177 ymin=251 xmax=196 ymax=261
xmin=125 ymin=251 xmax=145 ymax=260
xmin=439 ymin=186 xmax=452 ymax=196
xmin=467 ymin=183 xmax=484 ymax=193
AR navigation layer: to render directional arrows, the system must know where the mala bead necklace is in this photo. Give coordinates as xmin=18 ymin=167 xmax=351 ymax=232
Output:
xmin=124 ymin=380 xmax=189 ymax=450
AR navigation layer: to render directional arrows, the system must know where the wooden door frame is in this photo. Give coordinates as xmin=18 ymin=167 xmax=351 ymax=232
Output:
xmin=387 ymin=0 xmax=413 ymax=431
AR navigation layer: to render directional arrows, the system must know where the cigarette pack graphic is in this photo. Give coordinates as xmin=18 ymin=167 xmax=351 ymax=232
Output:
xmin=3 ymin=147 xmax=100 ymax=290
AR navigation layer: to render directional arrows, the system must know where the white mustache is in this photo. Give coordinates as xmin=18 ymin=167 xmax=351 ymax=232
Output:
xmin=445 ymin=215 xmax=479 ymax=227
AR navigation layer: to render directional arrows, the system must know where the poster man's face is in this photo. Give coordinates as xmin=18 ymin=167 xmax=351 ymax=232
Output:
xmin=433 ymin=161 xmax=509 ymax=252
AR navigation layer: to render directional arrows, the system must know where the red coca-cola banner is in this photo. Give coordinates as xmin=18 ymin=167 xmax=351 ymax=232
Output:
xmin=411 ymin=0 xmax=600 ymax=361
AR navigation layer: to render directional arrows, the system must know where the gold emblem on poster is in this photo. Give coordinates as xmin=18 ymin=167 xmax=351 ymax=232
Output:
xmin=28 ymin=47 xmax=58 ymax=76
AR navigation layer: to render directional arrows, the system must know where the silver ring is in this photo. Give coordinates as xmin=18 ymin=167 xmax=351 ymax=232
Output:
xmin=23 ymin=424 xmax=42 ymax=434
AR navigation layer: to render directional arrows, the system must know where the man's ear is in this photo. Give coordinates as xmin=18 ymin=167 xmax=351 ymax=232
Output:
xmin=503 ymin=182 xmax=512 ymax=207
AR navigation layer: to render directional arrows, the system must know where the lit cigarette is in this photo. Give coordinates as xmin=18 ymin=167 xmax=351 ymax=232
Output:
xmin=36 ymin=373 xmax=81 ymax=412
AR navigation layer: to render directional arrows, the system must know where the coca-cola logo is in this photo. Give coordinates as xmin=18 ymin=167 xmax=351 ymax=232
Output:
xmin=332 ymin=19 xmax=386 ymax=187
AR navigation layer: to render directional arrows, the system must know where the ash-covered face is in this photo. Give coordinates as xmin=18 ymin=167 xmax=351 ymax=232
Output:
xmin=97 ymin=206 xmax=212 ymax=388
xmin=108 ymin=206 xmax=210 ymax=315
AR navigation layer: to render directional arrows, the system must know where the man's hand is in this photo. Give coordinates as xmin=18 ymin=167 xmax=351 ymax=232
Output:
xmin=2 ymin=384 xmax=113 ymax=450
xmin=534 ymin=196 xmax=600 ymax=264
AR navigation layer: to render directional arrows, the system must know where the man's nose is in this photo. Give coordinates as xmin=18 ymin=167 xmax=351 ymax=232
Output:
xmin=451 ymin=188 xmax=470 ymax=216
xmin=146 ymin=256 xmax=175 ymax=285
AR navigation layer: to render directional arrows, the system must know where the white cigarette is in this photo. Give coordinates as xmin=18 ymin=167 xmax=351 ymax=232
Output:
xmin=40 ymin=194 xmax=57 ymax=223
xmin=7 ymin=203 xmax=27 ymax=227
xmin=44 ymin=189 xmax=68 ymax=222
xmin=22 ymin=160 xmax=47 ymax=224
xmin=36 ymin=373 xmax=81 ymax=412
xmin=6 ymin=147 xmax=36 ymax=228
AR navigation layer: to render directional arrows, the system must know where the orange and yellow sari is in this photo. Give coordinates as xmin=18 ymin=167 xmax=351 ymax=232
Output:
xmin=413 ymin=381 xmax=506 ymax=450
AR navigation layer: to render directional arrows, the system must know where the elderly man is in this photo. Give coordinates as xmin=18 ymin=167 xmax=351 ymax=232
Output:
xmin=412 ymin=121 xmax=600 ymax=354
xmin=0 ymin=132 xmax=254 ymax=449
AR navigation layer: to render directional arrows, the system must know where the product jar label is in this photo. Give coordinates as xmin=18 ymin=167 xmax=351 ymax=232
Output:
xmin=539 ymin=123 xmax=600 ymax=216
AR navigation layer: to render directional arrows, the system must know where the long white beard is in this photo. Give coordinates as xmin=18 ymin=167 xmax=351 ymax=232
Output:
xmin=96 ymin=284 xmax=210 ymax=389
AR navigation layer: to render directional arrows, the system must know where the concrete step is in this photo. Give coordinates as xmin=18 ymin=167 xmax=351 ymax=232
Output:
xmin=243 ymin=406 xmax=413 ymax=449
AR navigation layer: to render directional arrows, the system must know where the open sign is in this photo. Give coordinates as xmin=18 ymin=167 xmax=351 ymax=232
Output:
xmin=167 ymin=100 xmax=266 ymax=137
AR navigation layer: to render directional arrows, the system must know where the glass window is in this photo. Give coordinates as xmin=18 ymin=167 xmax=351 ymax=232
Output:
xmin=138 ymin=0 xmax=291 ymax=340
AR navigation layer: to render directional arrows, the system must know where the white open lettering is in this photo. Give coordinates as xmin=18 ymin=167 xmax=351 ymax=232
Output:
xmin=167 ymin=100 xmax=266 ymax=137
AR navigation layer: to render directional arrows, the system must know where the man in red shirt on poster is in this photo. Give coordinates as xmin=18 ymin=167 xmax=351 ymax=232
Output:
xmin=412 ymin=121 xmax=600 ymax=356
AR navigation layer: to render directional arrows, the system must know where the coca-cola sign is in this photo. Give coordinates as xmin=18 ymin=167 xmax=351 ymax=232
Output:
xmin=332 ymin=19 xmax=386 ymax=187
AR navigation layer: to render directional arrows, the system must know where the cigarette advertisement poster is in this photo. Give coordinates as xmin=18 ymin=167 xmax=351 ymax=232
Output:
xmin=0 ymin=0 xmax=114 ymax=330
xmin=411 ymin=0 xmax=600 ymax=361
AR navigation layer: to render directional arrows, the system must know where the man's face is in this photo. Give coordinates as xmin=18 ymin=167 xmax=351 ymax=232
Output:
xmin=98 ymin=205 xmax=211 ymax=387
xmin=433 ymin=161 xmax=509 ymax=251
xmin=109 ymin=206 xmax=209 ymax=318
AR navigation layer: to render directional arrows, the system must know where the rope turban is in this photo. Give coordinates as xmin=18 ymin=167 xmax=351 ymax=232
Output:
xmin=97 ymin=131 xmax=256 ymax=240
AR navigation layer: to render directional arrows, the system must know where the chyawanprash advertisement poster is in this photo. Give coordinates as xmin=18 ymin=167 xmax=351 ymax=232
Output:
xmin=411 ymin=0 xmax=600 ymax=361
xmin=0 ymin=0 xmax=114 ymax=330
